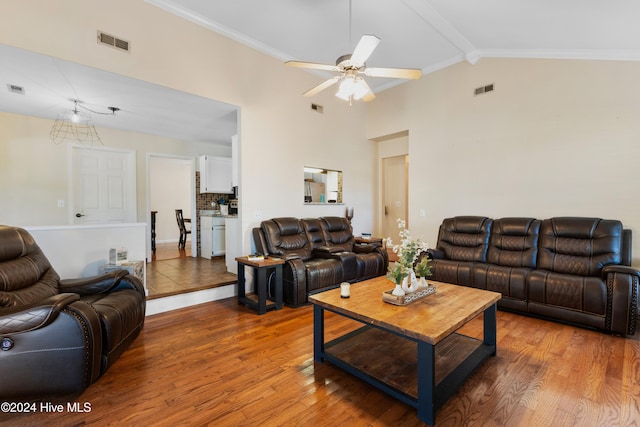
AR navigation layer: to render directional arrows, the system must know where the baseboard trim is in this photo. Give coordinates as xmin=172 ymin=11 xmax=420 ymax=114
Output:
xmin=146 ymin=284 xmax=236 ymax=316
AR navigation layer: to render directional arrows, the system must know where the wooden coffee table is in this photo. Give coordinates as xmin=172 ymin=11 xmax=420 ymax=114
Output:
xmin=309 ymin=277 xmax=501 ymax=425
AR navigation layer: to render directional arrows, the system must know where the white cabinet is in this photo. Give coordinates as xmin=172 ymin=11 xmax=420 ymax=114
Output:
xmin=200 ymin=216 xmax=225 ymax=259
xmin=212 ymin=220 xmax=226 ymax=256
xmin=199 ymin=155 xmax=233 ymax=194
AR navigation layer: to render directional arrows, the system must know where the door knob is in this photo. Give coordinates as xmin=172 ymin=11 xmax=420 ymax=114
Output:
xmin=75 ymin=213 xmax=86 ymax=218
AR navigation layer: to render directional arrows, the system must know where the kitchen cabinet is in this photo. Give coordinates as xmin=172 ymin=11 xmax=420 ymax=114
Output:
xmin=199 ymin=155 xmax=233 ymax=194
xmin=200 ymin=216 xmax=226 ymax=259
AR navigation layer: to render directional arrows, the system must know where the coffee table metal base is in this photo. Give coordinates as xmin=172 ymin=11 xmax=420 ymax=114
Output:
xmin=313 ymin=304 xmax=497 ymax=425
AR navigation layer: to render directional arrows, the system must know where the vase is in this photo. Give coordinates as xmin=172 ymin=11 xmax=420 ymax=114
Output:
xmin=392 ymin=283 xmax=405 ymax=296
xmin=419 ymin=276 xmax=428 ymax=289
xmin=402 ymin=270 xmax=419 ymax=293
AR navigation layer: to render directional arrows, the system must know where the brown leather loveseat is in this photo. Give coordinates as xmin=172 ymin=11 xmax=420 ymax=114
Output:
xmin=428 ymin=216 xmax=638 ymax=335
xmin=0 ymin=225 xmax=146 ymax=398
xmin=253 ymin=216 xmax=388 ymax=306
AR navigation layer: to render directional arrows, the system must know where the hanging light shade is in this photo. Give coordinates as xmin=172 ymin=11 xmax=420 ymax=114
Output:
xmin=50 ymin=100 xmax=103 ymax=145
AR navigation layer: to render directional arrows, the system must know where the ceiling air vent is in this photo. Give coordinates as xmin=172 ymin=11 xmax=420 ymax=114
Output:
xmin=7 ymin=84 xmax=25 ymax=95
xmin=311 ymin=103 xmax=324 ymax=113
xmin=474 ymin=83 xmax=495 ymax=96
xmin=97 ymin=31 xmax=130 ymax=52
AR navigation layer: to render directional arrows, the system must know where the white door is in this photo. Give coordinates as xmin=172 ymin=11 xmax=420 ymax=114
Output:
xmin=71 ymin=146 xmax=136 ymax=224
xmin=382 ymin=155 xmax=408 ymax=239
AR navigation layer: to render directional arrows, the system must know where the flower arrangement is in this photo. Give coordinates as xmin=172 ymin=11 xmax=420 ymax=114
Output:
xmin=386 ymin=219 xmax=430 ymax=286
xmin=415 ymin=256 xmax=432 ymax=278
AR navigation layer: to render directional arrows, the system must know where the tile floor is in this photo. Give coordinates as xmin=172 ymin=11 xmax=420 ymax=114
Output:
xmin=146 ymin=242 xmax=237 ymax=300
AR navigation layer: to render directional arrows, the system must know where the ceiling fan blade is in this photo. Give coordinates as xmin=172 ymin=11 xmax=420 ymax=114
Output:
xmin=285 ymin=61 xmax=339 ymax=72
xmin=362 ymin=91 xmax=376 ymax=102
xmin=364 ymin=67 xmax=422 ymax=80
xmin=303 ymin=76 xmax=342 ymax=97
xmin=350 ymin=35 xmax=381 ymax=66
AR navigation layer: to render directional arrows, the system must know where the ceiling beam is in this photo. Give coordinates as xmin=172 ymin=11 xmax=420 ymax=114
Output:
xmin=401 ymin=0 xmax=480 ymax=64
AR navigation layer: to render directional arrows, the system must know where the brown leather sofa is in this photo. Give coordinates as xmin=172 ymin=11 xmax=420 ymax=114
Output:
xmin=0 ymin=225 xmax=146 ymax=398
xmin=428 ymin=216 xmax=638 ymax=335
xmin=253 ymin=216 xmax=388 ymax=307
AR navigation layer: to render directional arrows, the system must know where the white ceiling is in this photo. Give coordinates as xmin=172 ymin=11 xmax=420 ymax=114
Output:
xmin=2 ymin=0 xmax=639 ymax=144
xmin=150 ymin=0 xmax=640 ymax=94
xmin=0 ymin=43 xmax=238 ymax=145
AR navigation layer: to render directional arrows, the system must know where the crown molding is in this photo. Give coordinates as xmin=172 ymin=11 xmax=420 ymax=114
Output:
xmin=478 ymin=48 xmax=640 ymax=62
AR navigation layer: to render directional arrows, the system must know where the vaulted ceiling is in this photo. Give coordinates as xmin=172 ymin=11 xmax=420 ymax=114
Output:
xmin=150 ymin=0 xmax=640 ymax=94
xmin=1 ymin=1 xmax=638 ymax=144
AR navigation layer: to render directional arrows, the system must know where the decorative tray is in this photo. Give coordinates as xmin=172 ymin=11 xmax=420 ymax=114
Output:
xmin=382 ymin=285 xmax=437 ymax=306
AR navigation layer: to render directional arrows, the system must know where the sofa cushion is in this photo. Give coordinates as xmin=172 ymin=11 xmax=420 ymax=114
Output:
xmin=304 ymin=258 xmax=343 ymax=293
xmin=320 ymin=217 xmax=354 ymax=252
xmin=472 ymin=264 xmax=529 ymax=311
xmin=538 ymin=218 xmax=623 ymax=276
xmin=355 ymin=252 xmax=386 ymax=280
xmin=301 ymin=218 xmax=325 ymax=250
xmin=262 ymin=217 xmax=312 ymax=261
xmin=430 ymin=259 xmax=474 ymax=287
xmin=528 ymin=270 xmax=607 ymax=316
xmin=436 ymin=216 xmax=493 ymax=263
xmin=0 ymin=227 xmax=59 ymax=307
xmin=487 ymin=218 xmax=540 ymax=268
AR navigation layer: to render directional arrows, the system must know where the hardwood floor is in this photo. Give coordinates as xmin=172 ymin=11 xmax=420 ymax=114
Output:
xmin=3 ymin=297 xmax=638 ymax=426
xmin=146 ymin=242 xmax=237 ymax=299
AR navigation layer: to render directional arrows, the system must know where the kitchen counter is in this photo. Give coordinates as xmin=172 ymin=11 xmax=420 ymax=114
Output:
xmin=200 ymin=210 xmax=237 ymax=218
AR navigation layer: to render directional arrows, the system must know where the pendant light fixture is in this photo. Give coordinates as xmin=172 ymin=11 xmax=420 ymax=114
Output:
xmin=50 ymin=99 xmax=119 ymax=145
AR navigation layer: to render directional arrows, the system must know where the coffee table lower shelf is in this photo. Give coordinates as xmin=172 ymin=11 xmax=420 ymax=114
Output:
xmin=313 ymin=302 xmax=497 ymax=425
xmin=323 ymin=325 xmax=494 ymax=412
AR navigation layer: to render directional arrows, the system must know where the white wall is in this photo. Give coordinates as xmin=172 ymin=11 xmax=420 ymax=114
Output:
xmin=149 ymin=157 xmax=192 ymax=242
xmin=25 ymin=224 xmax=146 ymax=280
xmin=0 ymin=111 xmax=229 ymax=227
xmin=0 ymin=0 xmax=377 ymax=261
xmin=367 ymin=58 xmax=640 ymax=266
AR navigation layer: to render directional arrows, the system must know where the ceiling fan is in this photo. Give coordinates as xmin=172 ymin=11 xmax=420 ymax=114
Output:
xmin=286 ymin=34 xmax=422 ymax=103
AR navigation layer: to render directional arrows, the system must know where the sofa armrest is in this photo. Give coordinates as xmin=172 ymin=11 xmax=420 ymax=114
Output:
xmin=60 ymin=270 xmax=145 ymax=297
xmin=353 ymin=243 xmax=377 ymax=253
xmin=283 ymin=257 xmax=307 ymax=307
xmin=602 ymin=265 xmax=639 ymax=335
xmin=427 ymin=248 xmax=445 ymax=260
xmin=0 ymin=293 xmax=80 ymax=334
xmin=313 ymin=246 xmax=343 ymax=255
xmin=602 ymin=265 xmax=640 ymax=279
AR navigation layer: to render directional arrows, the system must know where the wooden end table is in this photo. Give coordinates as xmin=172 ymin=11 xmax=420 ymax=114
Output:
xmin=309 ymin=277 xmax=500 ymax=425
xmin=235 ymin=256 xmax=284 ymax=315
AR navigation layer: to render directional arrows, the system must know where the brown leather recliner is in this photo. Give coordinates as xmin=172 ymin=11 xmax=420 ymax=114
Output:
xmin=255 ymin=217 xmax=389 ymax=307
xmin=317 ymin=216 xmax=388 ymax=281
xmin=0 ymin=225 xmax=146 ymax=398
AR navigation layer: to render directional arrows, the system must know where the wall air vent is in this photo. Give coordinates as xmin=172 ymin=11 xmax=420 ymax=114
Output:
xmin=311 ymin=103 xmax=324 ymax=113
xmin=7 ymin=84 xmax=25 ymax=95
xmin=97 ymin=31 xmax=130 ymax=52
xmin=474 ymin=83 xmax=495 ymax=96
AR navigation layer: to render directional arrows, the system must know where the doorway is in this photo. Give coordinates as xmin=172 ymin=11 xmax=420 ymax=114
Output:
xmin=376 ymin=132 xmax=409 ymax=239
xmin=382 ymin=155 xmax=408 ymax=238
xmin=147 ymin=154 xmax=197 ymax=261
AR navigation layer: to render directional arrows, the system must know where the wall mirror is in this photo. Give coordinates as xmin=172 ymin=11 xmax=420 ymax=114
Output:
xmin=304 ymin=167 xmax=343 ymax=204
